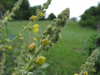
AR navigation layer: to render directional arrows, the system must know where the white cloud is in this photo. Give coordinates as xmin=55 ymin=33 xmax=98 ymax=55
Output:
xmin=28 ymin=0 xmax=99 ymax=20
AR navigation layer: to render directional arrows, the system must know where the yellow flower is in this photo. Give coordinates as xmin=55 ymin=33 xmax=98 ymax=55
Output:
xmin=4 ymin=17 xmax=8 ymax=21
xmin=0 ymin=62 xmax=2 ymax=65
xmin=33 ymin=37 xmax=37 ymax=42
xmin=8 ymin=46 xmax=12 ymax=50
xmin=14 ymin=68 xmax=17 ymax=71
xmin=33 ymin=24 xmax=39 ymax=35
xmin=26 ymin=54 xmax=29 ymax=57
xmin=5 ymin=38 xmax=7 ymax=42
xmin=30 ymin=15 xmax=35 ymax=21
xmin=28 ymin=43 xmax=36 ymax=50
xmin=42 ymin=39 xmax=49 ymax=46
xmin=84 ymin=71 xmax=88 ymax=75
xmin=21 ymin=46 xmax=23 ymax=49
xmin=74 ymin=74 xmax=78 ymax=75
xmin=40 ymin=13 xmax=43 ymax=17
xmin=36 ymin=56 xmax=45 ymax=66
xmin=20 ymin=63 xmax=23 ymax=65
xmin=25 ymin=58 xmax=28 ymax=62
xmin=30 ymin=65 xmax=34 ymax=69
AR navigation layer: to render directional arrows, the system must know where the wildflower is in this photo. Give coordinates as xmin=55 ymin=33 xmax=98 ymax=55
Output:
xmin=30 ymin=65 xmax=34 ymax=69
xmin=33 ymin=24 xmax=39 ymax=35
xmin=0 ymin=62 xmax=2 ymax=65
xmin=14 ymin=68 xmax=17 ymax=71
xmin=25 ymin=58 xmax=28 ymax=62
xmin=8 ymin=46 xmax=12 ymax=50
xmin=84 ymin=71 xmax=88 ymax=75
xmin=28 ymin=43 xmax=36 ymax=50
xmin=39 ymin=13 xmax=43 ymax=17
xmin=30 ymin=15 xmax=35 ymax=21
xmin=21 ymin=46 xmax=23 ymax=49
xmin=74 ymin=74 xmax=78 ymax=75
xmin=36 ymin=56 xmax=45 ymax=66
xmin=4 ymin=17 xmax=8 ymax=21
xmin=42 ymin=39 xmax=49 ymax=46
xmin=33 ymin=37 xmax=37 ymax=42
xmin=5 ymin=38 xmax=7 ymax=42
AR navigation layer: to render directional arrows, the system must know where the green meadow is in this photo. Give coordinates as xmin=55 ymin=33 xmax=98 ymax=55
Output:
xmin=1 ymin=20 xmax=97 ymax=75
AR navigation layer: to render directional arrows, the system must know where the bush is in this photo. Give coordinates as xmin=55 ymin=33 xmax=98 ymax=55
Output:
xmin=82 ymin=33 xmax=100 ymax=74
xmin=79 ymin=3 xmax=100 ymax=29
xmin=79 ymin=17 xmax=97 ymax=29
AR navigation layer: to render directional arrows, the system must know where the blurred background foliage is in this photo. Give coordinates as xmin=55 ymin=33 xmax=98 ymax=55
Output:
xmin=0 ymin=0 xmax=56 ymax=20
xmin=79 ymin=3 xmax=100 ymax=29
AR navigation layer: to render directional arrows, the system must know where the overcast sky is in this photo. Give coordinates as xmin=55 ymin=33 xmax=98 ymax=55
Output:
xmin=28 ymin=0 xmax=100 ymax=20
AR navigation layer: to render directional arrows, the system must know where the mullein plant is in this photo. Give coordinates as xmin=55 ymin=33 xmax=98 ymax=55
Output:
xmin=0 ymin=0 xmax=51 ymax=51
xmin=74 ymin=49 xmax=99 ymax=75
xmin=0 ymin=0 xmax=99 ymax=75
xmin=20 ymin=8 xmax=70 ymax=74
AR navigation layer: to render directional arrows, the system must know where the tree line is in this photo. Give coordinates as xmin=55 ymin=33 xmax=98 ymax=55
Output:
xmin=0 ymin=0 xmax=56 ymax=20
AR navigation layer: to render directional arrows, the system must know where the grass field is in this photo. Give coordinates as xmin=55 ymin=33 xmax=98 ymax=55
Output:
xmin=1 ymin=20 xmax=97 ymax=75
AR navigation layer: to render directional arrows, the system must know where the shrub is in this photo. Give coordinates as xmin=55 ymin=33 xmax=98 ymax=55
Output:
xmin=82 ymin=33 xmax=100 ymax=74
xmin=79 ymin=3 xmax=100 ymax=29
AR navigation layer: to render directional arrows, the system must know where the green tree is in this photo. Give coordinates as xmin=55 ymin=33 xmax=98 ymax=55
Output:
xmin=13 ymin=0 xmax=30 ymax=20
xmin=79 ymin=3 xmax=100 ymax=29
xmin=47 ymin=13 xmax=56 ymax=20
xmin=29 ymin=5 xmax=41 ymax=16
xmin=0 ymin=0 xmax=14 ymax=12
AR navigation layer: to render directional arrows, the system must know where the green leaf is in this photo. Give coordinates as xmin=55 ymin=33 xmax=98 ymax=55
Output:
xmin=39 ymin=63 xmax=50 ymax=69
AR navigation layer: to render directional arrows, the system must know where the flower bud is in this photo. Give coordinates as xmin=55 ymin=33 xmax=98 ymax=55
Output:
xmin=39 ymin=13 xmax=43 ymax=17
xmin=30 ymin=15 xmax=35 ymax=21
xmin=18 ymin=33 xmax=22 ymax=37
xmin=28 ymin=43 xmax=36 ymax=55
xmin=28 ymin=43 xmax=36 ymax=50
xmin=30 ymin=66 xmax=34 ymax=69
xmin=42 ymin=39 xmax=49 ymax=46
xmin=47 ymin=25 xmax=52 ymax=34
xmin=8 ymin=46 xmax=12 ymax=50
xmin=36 ymin=56 xmax=45 ymax=66
xmin=43 ymin=31 xmax=47 ymax=35
xmin=84 ymin=71 xmax=88 ymax=75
